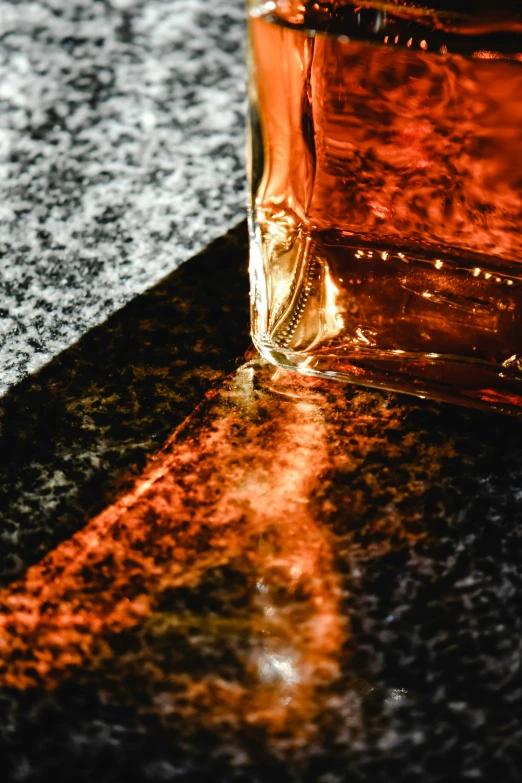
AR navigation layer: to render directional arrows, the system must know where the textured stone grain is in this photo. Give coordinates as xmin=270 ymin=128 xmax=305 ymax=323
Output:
xmin=1 ymin=4 xmax=522 ymax=777
xmin=1 ymin=248 xmax=522 ymax=780
xmin=0 ymin=0 xmax=246 ymax=392
xmin=0 ymin=223 xmax=250 ymax=587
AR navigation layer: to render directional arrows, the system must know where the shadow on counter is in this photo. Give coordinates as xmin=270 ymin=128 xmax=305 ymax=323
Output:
xmin=0 ymin=221 xmax=250 ymax=588
xmin=2 ymin=221 xmax=522 ymax=782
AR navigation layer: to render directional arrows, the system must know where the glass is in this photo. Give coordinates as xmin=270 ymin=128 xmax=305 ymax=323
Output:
xmin=247 ymin=0 xmax=522 ymax=414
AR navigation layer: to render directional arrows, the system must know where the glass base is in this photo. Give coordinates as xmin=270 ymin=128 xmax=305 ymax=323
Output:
xmin=249 ymin=204 xmax=522 ymax=416
xmin=253 ymin=338 xmax=522 ymax=415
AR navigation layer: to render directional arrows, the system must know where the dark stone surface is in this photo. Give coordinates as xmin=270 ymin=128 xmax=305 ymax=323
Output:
xmin=2 ymin=223 xmax=522 ymax=782
xmin=0 ymin=222 xmax=250 ymax=588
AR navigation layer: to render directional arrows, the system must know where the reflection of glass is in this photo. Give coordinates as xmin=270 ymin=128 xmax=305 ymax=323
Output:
xmin=248 ymin=1 xmax=522 ymax=414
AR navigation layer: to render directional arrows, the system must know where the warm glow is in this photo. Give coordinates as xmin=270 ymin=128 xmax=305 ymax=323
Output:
xmin=473 ymin=51 xmax=503 ymax=60
xmin=0 ymin=363 xmax=345 ymax=737
xmin=323 ymin=264 xmax=344 ymax=334
xmin=356 ymin=327 xmax=371 ymax=345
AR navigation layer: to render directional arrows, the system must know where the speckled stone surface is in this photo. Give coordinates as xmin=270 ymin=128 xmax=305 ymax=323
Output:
xmin=0 ymin=0 xmax=246 ymax=393
xmin=2 ymin=226 xmax=522 ymax=782
xmin=0 ymin=222 xmax=250 ymax=588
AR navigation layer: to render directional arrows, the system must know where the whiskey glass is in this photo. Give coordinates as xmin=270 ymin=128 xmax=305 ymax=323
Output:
xmin=247 ymin=0 xmax=522 ymax=414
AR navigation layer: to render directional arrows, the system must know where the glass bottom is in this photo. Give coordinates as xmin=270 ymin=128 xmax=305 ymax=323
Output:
xmin=253 ymin=337 xmax=522 ymax=415
xmin=249 ymin=210 xmax=522 ymax=416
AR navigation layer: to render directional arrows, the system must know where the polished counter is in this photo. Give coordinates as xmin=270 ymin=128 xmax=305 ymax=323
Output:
xmin=1 ymin=225 xmax=522 ymax=782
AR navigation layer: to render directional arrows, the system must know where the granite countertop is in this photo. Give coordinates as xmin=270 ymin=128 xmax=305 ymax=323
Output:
xmin=0 ymin=0 xmax=246 ymax=394
xmin=2 ymin=2 xmax=522 ymax=783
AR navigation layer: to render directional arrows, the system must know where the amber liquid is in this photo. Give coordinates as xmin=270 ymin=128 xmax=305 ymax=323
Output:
xmin=248 ymin=2 xmax=522 ymax=412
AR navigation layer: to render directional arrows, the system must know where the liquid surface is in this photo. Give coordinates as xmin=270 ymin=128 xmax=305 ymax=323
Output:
xmin=248 ymin=2 xmax=522 ymax=410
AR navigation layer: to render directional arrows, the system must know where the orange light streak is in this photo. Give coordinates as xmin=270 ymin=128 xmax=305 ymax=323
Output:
xmin=0 ymin=363 xmax=345 ymax=733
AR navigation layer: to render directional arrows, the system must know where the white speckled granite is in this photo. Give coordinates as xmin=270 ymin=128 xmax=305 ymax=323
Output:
xmin=0 ymin=0 xmax=247 ymax=394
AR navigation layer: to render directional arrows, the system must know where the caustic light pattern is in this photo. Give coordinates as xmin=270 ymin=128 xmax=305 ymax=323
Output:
xmin=0 ymin=363 xmax=351 ymax=731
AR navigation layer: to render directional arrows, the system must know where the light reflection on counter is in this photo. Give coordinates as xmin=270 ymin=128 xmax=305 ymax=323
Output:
xmin=0 ymin=359 xmax=348 ymax=734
